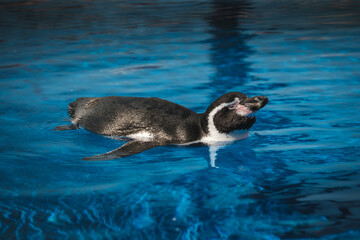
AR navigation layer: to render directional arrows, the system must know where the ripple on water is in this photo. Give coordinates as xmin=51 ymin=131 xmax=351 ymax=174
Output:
xmin=1 ymin=0 xmax=360 ymax=239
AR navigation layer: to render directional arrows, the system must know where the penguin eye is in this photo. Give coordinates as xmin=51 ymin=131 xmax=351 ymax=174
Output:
xmin=228 ymin=102 xmax=238 ymax=110
xmin=227 ymin=98 xmax=240 ymax=110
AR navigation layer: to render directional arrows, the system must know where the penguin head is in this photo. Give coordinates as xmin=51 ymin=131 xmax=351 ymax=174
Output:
xmin=202 ymin=92 xmax=269 ymax=134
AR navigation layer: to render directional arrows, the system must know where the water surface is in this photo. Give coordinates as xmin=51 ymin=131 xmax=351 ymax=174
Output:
xmin=1 ymin=0 xmax=360 ymax=239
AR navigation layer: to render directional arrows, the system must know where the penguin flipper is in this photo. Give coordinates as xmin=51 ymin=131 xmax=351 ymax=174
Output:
xmin=53 ymin=124 xmax=79 ymax=131
xmin=82 ymin=140 xmax=161 ymax=161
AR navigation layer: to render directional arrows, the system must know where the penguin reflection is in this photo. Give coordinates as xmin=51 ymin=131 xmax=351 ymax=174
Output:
xmin=205 ymin=0 xmax=253 ymax=167
xmin=206 ymin=0 xmax=253 ymax=99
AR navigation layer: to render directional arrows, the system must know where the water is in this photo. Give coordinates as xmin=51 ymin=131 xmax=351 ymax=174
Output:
xmin=1 ymin=0 xmax=360 ymax=239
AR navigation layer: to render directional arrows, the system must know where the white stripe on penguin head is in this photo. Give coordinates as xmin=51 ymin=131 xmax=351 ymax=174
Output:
xmin=206 ymin=97 xmax=240 ymax=138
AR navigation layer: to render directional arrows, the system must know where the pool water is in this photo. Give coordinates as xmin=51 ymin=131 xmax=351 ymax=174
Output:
xmin=1 ymin=0 xmax=360 ymax=239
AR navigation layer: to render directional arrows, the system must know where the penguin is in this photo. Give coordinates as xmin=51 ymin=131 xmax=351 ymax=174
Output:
xmin=54 ymin=92 xmax=268 ymax=160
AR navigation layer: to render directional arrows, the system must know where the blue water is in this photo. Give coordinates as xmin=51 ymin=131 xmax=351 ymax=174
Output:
xmin=1 ymin=0 xmax=360 ymax=239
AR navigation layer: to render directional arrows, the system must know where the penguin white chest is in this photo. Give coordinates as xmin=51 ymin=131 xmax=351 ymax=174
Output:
xmin=127 ymin=131 xmax=154 ymax=141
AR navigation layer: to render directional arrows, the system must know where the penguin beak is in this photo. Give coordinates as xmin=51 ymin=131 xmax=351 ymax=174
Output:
xmin=242 ymin=96 xmax=269 ymax=112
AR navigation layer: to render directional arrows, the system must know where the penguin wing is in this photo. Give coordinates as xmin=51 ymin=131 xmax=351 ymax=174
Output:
xmin=82 ymin=140 xmax=162 ymax=161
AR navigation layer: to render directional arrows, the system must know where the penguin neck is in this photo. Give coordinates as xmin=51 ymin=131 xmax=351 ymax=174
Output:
xmin=199 ymin=112 xmax=249 ymax=143
xmin=200 ymin=113 xmax=210 ymax=135
xmin=200 ymin=100 xmax=230 ymax=136
xmin=200 ymin=99 xmax=256 ymax=142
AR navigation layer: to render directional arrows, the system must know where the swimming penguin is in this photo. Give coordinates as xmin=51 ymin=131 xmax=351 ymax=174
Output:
xmin=54 ymin=92 xmax=268 ymax=160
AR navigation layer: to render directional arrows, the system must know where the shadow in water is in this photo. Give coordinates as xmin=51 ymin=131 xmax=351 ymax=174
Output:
xmin=204 ymin=0 xmax=253 ymax=99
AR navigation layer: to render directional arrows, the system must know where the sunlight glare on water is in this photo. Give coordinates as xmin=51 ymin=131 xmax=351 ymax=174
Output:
xmin=0 ymin=0 xmax=360 ymax=239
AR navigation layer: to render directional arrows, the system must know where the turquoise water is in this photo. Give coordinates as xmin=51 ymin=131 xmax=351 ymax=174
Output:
xmin=1 ymin=0 xmax=360 ymax=239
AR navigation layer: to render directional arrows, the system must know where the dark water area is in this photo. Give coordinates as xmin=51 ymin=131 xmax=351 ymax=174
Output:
xmin=1 ymin=0 xmax=360 ymax=239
